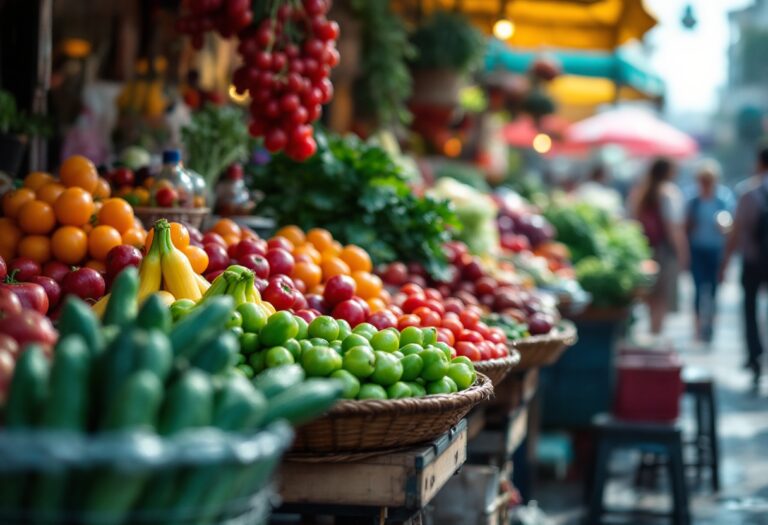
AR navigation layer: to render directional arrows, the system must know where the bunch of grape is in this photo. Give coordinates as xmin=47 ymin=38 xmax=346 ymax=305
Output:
xmin=176 ymin=0 xmax=254 ymax=48
xmin=178 ymin=0 xmax=340 ymax=161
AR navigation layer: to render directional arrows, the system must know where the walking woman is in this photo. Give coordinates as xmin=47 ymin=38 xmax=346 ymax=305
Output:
xmin=629 ymin=158 xmax=689 ymax=335
xmin=686 ymin=160 xmax=733 ymax=343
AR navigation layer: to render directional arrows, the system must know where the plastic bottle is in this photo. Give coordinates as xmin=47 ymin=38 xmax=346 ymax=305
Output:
xmin=214 ymin=164 xmax=253 ymax=216
xmin=152 ymin=149 xmax=194 ymax=208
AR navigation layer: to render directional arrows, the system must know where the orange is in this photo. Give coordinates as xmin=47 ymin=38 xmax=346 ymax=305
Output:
xmin=93 ymin=177 xmax=111 ymax=199
xmin=18 ymin=235 xmax=51 ymax=264
xmin=122 ymin=228 xmax=147 ymax=249
xmin=23 ymin=171 xmax=54 ymax=191
xmin=2 ymin=188 xmax=35 ymax=219
xmin=116 ymin=186 xmax=133 ymax=199
xmin=133 ymin=187 xmax=150 ymax=205
xmin=54 ymin=187 xmax=94 ymax=226
xmin=97 ymin=198 xmax=135 ymax=234
xmin=85 ymin=260 xmax=106 ymax=273
xmin=36 ymin=182 xmax=66 ymax=205
xmin=306 ymin=228 xmax=333 ymax=251
xmin=309 ymin=283 xmax=325 ymax=295
xmin=82 ymin=223 xmax=93 ymax=234
xmin=0 ymin=218 xmax=22 ymax=259
xmin=352 ymin=271 xmax=383 ymax=300
xmin=294 ymin=244 xmax=322 ymax=265
xmin=143 ymin=176 xmax=155 ymax=189
xmin=17 ymin=200 xmax=56 ymax=235
xmin=211 ymin=218 xmax=241 ymax=239
xmin=223 ymin=234 xmax=240 ymax=246
xmin=320 ymin=257 xmax=351 ymax=279
xmin=276 ymin=225 xmax=306 ymax=246
xmin=320 ymin=247 xmax=342 ymax=263
xmin=340 ymin=245 xmax=373 ymax=273
xmin=88 ymin=225 xmax=123 ymax=261
xmin=241 ymin=227 xmax=259 ymax=240
xmin=144 ymin=222 xmax=190 ymax=251
xmin=51 ymin=226 xmax=88 ymax=264
xmin=60 ymin=155 xmax=98 ymax=192
xmin=366 ymin=297 xmax=387 ymax=314
xmin=183 ymin=245 xmax=209 ymax=274
xmin=292 ymin=261 xmax=322 ymax=289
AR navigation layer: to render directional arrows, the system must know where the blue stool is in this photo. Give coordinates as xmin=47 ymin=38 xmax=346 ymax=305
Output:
xmin=586 ymin=414 xmax=691 ymax=525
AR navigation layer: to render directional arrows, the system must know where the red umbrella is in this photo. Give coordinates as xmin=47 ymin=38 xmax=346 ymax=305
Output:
xmin=503 ymin=115 xmax=570 ymax=148
xmin=565 ymin=107 xmax=698 ymax=158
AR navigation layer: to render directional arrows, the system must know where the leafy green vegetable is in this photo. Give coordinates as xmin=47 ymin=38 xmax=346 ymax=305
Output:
xmin=181 ymin=104 xmax=253 ymax=190
xmin=250 ymin=130 xmax=459 ymax=277
xmin=0 ymin=89 xmax=51 ymax=137
xmin=409 ymin=11 xmax=486 ymax=72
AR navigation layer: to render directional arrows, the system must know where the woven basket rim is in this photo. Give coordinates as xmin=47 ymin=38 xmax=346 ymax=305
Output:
xmin=474 ymin=350 xmax=521 ymax=369
xmin=134 ymin=206 xmax=211 ymax=215
xmin=323 ymin=373 xmax=493 ymax=417
xmin=511 ymin=320 xmax=577 ymax=348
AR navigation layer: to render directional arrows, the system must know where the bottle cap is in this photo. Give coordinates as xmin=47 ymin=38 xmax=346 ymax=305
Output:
xmin=162 ymin=149 xmax=181 ymax=164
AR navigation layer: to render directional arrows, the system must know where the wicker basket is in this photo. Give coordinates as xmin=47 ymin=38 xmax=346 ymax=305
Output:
xmin=511 ymin=321 xmax=578 ymax=370
xmin=134 ymin=206 xmax=210 ymax=230
xmin=473 ymin=350 xmax=521 ymax=386
xmin=292 ymin=374 xmax=494 ymax=453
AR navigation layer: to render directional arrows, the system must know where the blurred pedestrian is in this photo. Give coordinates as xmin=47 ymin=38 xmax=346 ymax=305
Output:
xmin=629 ymin=158 xmax=689 ymax=335
xmin=720 ymin=146 xmax=768 ymax=386
xmin=686 ymin=160 xmax=734 ymax=343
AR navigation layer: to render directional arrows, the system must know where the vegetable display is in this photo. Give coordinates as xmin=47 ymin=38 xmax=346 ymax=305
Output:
xmin=543 ymin=199 xmax=651 ymax=307
xmin=0 ymin=268 xmax=342 ymax=521
xmin=251 ymin=130 xmax=459 ymax=277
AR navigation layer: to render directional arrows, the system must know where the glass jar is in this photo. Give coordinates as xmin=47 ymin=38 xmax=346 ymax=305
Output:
xmin=214 ymin=164 xmax=253 ymax=216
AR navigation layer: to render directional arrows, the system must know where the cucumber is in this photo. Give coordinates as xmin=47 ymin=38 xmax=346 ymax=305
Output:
xmin=41 ymin=335 xmax=91 ymax=431
xmin=136 ymin=293 xmax=172 ymax=333
xmin=133 ymin=329 xmax=173 ymax=382
xmin=56 ymin=297 xmax=103 ymax=357
xmin=4 ymin=345 xmax=50 ymax=428
xmin=103 ymin=267 xmax=139 ymax=327
xmin=251 ymin=364 xmax=305 ymax=399
xmin=158 ymin=370 xmax=214 ymax=435
xmin=212 ymin=374 xmax=267 ymax=431
xmin=97 ymin=329 xmax=142 ymax=413
xmin=189 ymin=331 xmax=239 ymax=376
xmin=262 ymin=379 xmax=342 ymax=427
xmin=169 ymin=296 xmax=233 ymax=359
xmin=102 ymin=370 xmax=163 ymax=431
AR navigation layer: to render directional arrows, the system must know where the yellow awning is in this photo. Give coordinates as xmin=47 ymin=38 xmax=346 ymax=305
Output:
xmin=548 ymin=76 xmax=657 ymax=120
xmin=395 ymin=0 xmax=657 ymax=50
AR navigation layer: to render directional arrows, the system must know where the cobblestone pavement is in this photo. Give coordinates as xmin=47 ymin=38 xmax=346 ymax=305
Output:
xmin=532 ymin=268 xmax=768 ymax=525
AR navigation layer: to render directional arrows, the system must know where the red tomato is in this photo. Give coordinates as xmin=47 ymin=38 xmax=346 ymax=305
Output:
xmin=413 ymin=306 xmax=441 ymax=327
xmin=436 ymin=327 xmax=455 ymax=346
xmin=477 ymin=341 xmax=495 ymax=361
xmin=455 ymin=341 xmax=481 ymax=361
xmin=397 ymin=314 xmax=421 ymax=329
xmin=441 ymin=316 xmax=464 ymax=337
xmin=424 ymin=288 xmax=443 ymax=301
xmin=424 ymin=299 xmax=445 ymax=316
xmin=459 ymin=310 xmax=480 ymax=329
xmin=458 ymin=329 xmax=484 ymax=344
xmin=474 ymin=321 xmax=490 ymax=339
xmin=487 ymin=327 xmax=507 ymax=344
xmin=401 ymin=283 xmax=424 ymax=296
xmin=402 ymin=296 xmax=426 ymax=314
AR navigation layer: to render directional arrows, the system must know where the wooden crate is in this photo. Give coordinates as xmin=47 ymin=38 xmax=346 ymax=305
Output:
xmin=486 ymin=369 xmax=539 ymax=416
xmin=277 ymin=419 xmax=467 ymax=513
xmin=468 ymin=406 xmax=528 ymax=464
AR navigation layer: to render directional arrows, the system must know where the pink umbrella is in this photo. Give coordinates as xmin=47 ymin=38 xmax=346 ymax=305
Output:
xmin=565 ymin=107 xmax=698 ymax=158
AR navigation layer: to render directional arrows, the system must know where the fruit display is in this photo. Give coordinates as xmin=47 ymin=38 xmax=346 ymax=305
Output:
xmin=0 ymin=157 xmax=149 ymax=270
xmin=0 ymin=268 xmax=342 ymax=522
xmin=177 ymin=0 xmax=340 ymax=160
xmin=225 ymin=306 xmax=479 ymax=400
xmin=202 ymin=221 xmax=395 ymax=327
xmin=93 ymin=219 xmax=209 ymax=315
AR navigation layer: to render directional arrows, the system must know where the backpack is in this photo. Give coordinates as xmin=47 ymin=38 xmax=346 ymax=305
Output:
xmin=755 ymin=186 xmax=768 ymax=267
xmin=638 ymin=205 xmax=667 ymax=249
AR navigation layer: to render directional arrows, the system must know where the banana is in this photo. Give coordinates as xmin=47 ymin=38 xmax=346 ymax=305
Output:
xmin=230 ymin=280 xmax=248 ymax=306
xmin=200 ymin=274 xmax=229 ymax=301
xmin=137 ymin=244 xmax=162 ymax=301
xmin=195 ymin=273 xmax=211 ymax=294
xmin=91 ymin=293 xmax=110 ymax=317
xmin=156 ymin=221 xmax=201 ymax=301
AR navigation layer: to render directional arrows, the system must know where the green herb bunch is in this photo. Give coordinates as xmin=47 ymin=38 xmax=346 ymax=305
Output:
xmin=409 ymin=11 xmax=485 ymax=72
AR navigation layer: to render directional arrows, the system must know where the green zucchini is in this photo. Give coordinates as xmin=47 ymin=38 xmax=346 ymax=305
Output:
xmin=102 ymin=267 xmax=139 ymax=327
xmin=212 ymin=374 xmax=267 ymax=431
xmin=158 ymin=369 xmax=214 ymax=435
xmin=56 ymin=297 xmax=103 ymax=357
xmin=262 ymin=379 xmax=342 ymax=427
xmin=101 ymin=370 xmax=163 ymax=431
xmin=136 ymin=293 xmax=172 ymax=333
xmin=133 ymin=329 xmax=173 ymax=382
xmin=189 ymin=331 xmax=239 ymax=376
xmin=251 ymin=364 xmax=305 ymax=399
xmin=4 ymin=345 xmax=50 ymax=428
xmin=169 ymin=296 xmax=233 ymax=359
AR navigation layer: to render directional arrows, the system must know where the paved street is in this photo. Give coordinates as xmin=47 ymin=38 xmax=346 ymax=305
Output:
xmin=531 ymin=266 xmax=768 ymax=524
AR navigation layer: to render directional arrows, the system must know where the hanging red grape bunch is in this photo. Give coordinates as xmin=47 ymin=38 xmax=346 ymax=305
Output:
xmin=177 ymin=0 xmax=340 ymax=161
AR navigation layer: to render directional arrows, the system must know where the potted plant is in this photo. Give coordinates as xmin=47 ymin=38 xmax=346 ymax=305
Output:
xmin=0 ymin=90 xmax=49 ymax=177
xmin=409 ymin=11 xmax=485 ymax=106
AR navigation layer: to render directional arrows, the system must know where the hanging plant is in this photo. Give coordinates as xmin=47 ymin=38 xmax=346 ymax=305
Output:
xmin=409 ymin=11 xmax=485 ymax=73
xmin=176 ymin=0 xmax=341 ymax=161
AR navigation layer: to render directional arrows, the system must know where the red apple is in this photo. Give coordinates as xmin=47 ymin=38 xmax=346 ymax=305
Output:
xmin=61 ymin=268 xmax=106 ymax=302
xmin=27 ymin=276 xmax=61 ymax=312
xmin=265 ymin=248 xmax=294 ymax=276
xmin=323 ymin=275 xmax=355 ymax=306
xmin=8 ymin=258 xmax=40 ymax=281
xmin=42 ymin=261 xmax=70 ymax=283
xmin=204 ymin=243 xmax=230 ymax=273
xmin=106 ymin=245 xmax=143 ymax=281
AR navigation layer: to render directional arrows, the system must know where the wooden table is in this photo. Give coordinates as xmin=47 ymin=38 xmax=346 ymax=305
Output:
xmin=274 ymin=419 xmax=468 ymax=524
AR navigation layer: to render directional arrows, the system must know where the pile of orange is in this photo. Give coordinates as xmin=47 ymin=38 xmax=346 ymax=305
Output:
xmin=274 ymin=225 xmax=390 ymax=313
xmin=0 ymin=155 xmax=149 ymax=271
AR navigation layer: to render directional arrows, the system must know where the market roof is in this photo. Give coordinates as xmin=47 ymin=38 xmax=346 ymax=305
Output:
xmin=484 ymin=39 xmax=665 ymax=105
xmin=394 ymin=0 xmax=657 ymax=50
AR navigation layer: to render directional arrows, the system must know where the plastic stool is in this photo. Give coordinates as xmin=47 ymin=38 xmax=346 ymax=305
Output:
xmin=586 ymin=414 xmax=691 ymax=525
xmin=682 ymin=367 xmax=720 ymax=492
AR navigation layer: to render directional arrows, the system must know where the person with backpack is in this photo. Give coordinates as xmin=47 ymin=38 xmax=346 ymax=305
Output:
xmin=720 ymin=146 xmax=768 ymax=387
xmin=686 ymin=160 xmax=734 ymax=344
xmin=629 ymin=158 xmax=689 ymax=335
